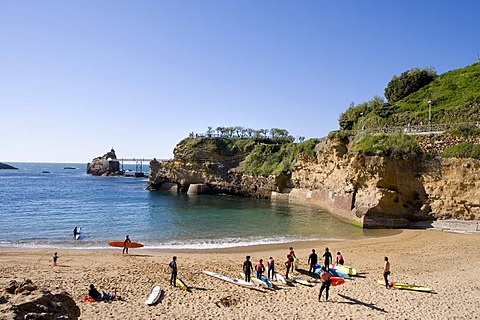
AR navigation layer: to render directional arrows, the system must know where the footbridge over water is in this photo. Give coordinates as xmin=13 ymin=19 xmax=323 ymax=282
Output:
xmin=116 ymin=158 xmax=170 ymax=176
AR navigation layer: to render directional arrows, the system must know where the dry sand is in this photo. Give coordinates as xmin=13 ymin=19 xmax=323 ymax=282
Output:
xmin=1 ymin=229 xmax=479 ymax=319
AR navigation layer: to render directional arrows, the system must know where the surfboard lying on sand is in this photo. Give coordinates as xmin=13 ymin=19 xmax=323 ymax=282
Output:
xmin=146 ymin=285 xmax=162 ymax=305
xmin=273 ymin=272 xmax=287 ymax=285
xmin=330 ymin=276 xmax=345 ymax=286
xmin=176 ymin=278 xmax=188 ymax=291
xmin=204 ymin=271 xmax=256 ymax=289
xmin=328 ymin=267 xmax=350 ymax=279
xmin=239 ymin=272 xmax=270 ymax=288
xmin=331 ymin=264 xmax=357 ymax=276
xmin=291 ymin=277 xmax=314 ymax=287
xmin=108 ymin=241 xmax=144 ymax=248
xmin=376 ymin=280 xmax=433 ymax=292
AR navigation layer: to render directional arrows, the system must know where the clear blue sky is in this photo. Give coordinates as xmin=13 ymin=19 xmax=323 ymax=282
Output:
xmin=1 ymin=1 xmax=479 ymax=162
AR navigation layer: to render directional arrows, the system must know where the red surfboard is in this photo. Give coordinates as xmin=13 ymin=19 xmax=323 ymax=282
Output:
xmin=108 ymin=241 xmax=144 ymax=248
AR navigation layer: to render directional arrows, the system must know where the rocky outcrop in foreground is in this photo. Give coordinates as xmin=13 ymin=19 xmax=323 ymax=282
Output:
xmin=148 ymin=135 xmax=480 ymax=228
xmin=86 ymin=148 xmax=121 ymax=176
xmin=0 ymin=279 xmax=80 ymax=319
xmin=0 ymin=162 xmax=17 ymax=170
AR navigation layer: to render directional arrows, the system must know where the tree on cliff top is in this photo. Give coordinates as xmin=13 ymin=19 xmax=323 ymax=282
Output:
xmin=384 ymin=67 xmax=437 ymax=103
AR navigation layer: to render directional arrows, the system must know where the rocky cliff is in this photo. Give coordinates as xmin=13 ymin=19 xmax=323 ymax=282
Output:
xmin=86 ymin=148 xmax=121 ymax=176
xmin=148 ymin=135 xmax=480 ymax=228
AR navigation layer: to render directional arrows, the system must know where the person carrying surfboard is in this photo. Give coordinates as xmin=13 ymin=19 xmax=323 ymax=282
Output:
xmin=122 ymin=235 xmax=131 ymax=254
xmin=73 ymin=226 xmax=78 ymax=240
xmin=243 ymin=256 xmax=253 ymax=282
xmin=383 ymin=256 xmax=391 ymax=288
xmin=318 ymin=266 xmax=331 ymax=301
xmin=169 ymin=256 xmax=178 ymax=287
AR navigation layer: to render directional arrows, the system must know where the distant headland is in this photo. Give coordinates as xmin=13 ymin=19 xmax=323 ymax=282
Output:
xmin=0 ymin=162 xmax=18 ymax=170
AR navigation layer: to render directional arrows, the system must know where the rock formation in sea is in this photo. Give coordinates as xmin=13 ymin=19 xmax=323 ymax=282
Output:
xmin=148 ymin=134 xmax=480 ymax=228
xmin=86 ymin=148 xmax=121 ymax=176
xmin=0 ymin=162 xmax=17 ymax=170
xmin=0 ymin=279 xmax=80 ymax=319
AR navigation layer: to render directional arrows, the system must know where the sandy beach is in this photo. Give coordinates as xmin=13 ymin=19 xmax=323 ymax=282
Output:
xmin=1 ymin=229 xmax=479 ymax=319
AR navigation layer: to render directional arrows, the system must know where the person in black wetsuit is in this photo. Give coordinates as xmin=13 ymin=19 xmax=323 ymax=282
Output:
xmin=122 ymin=235 xmax=131 ymax=254
xmin=88 ymin=284 xmax=115 ymax=301
xmin=243 ymin=256 xmax=253 ymax=282
xmin=308 ymin=249 xmax=318 ymax=275
xmin=322 ymin=247 xmax=332 ymax=271
xmin=169 ymin=256 xmax=178 ymax=286
xmin=73 ymin=227 xmax=78 ymax=240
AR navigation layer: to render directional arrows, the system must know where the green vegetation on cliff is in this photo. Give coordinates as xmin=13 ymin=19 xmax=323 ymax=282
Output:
xmin=176 ymin=136 xmax=319 ymax=176
xmin=351 ymin=133 xmax=421 ymax=159
xmin=339 ymin=62 xmax=480 ymax=131
xmin=442 ymin=142 xmax=480 ymax=160
xmin=242 ymin=138 xmax=319 ymax=176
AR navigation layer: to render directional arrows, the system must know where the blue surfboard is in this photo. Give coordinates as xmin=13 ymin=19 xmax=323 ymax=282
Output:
xmin=260 ymin=275 xmax=273 ymax=288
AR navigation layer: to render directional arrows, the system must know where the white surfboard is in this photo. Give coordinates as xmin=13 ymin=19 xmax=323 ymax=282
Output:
xmin=204 ymin=271 xmax=256 ymax=289
xmin=75 ymin=227 xmax=81 ymax=240
xmin=146 ymin=285 xmax=162 ymax=305
xmin=274 ymin=272 xmax=287 ymax=285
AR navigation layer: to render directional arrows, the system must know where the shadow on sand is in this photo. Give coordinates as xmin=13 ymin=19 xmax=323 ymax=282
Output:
xmin=337 ymin=294 xmax=388 ymax=313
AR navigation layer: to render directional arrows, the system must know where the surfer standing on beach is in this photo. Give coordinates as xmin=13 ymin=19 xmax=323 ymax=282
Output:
xmin=267 ymin=257 xmax=275 ymax=280
xmin=322 ymin=247 xmax=332 ymax=270
xmin=308 ymin=249 xmax=318 ymax=275
xmin=122 ymin=235 xmax=131 ymax=254
xmin=255 ymin=259 xmax=265 ymax=279
xmin=383 ymin=257 xmax=391 ymax=288
xmin=285 ymin=254 xmax=292 ymax=279
xmin=318 ymin=266 xmax=331 ymax=301
xmin=169 ymin=256 xmax=178 ymax=287
xmin=243 ymin=256 xmax=253 ymax=282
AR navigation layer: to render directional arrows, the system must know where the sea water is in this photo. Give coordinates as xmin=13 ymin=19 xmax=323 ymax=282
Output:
xmin=0 ymin=162 xmax=385 ymax=249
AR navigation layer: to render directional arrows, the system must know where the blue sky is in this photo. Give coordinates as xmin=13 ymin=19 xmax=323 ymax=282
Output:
xmin=1 ymin=1 xmax=479 ymax=162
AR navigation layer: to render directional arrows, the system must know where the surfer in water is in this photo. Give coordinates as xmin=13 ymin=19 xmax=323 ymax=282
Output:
xmin=243 ymin=256 xmax=253 ymax=282
xmin=322 ymin=247 xmax=332 ymax=270
xmin=73 ymin=227 xmax=78 ymax=240
xmin=383 ymin=256 xmax=391 ymax=288
xmin=169 ymin=256 xmax=178 ymax=287
xmin=123 ymin=235 xmax=131 ymax=254
xmin=308 ymin=249 xmax=318 ymax=275
xmin=318 ymin=266 xmax=331 ymax=301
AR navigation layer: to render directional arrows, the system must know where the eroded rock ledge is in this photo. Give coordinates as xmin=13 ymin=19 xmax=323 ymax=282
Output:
xmin=148 ymin=136 xmax=480 ymax=228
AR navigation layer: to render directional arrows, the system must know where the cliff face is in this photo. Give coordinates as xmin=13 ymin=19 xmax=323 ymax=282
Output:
xmin=148 ymin=136 xmax=480 ymax=228
xmin=148 ymin=138 xmax=289 ymax=197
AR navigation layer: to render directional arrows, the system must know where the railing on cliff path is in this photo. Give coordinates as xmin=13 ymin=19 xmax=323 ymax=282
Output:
xmin=357 ymin=121 xmax=479 ymax=135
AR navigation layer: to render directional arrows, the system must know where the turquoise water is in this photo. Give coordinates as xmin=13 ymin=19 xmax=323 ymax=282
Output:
xmin=0 ymin=162 xmax=379 ymax=249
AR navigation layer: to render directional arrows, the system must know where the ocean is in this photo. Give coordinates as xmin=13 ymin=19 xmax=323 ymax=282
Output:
xmin=0 ymin=162 xmax=385 ymax=250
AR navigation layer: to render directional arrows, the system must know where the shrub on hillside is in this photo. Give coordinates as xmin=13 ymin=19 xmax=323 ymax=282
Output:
xmin=385 ymin=67 xmax=437 ymax=103
xmin=442 ymin=142 xmax=480 ymax=159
